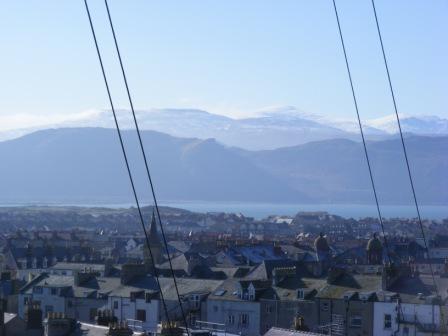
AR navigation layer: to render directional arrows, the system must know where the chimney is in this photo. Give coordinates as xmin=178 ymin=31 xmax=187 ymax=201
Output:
xmin=74 ymin=270 xmax=96 ymax=286
xmin=104 ymin=259 xmax=114 ymax=276
xmin=96 ymin=310 xmax=117 ymax=326
xmin=160 ymin=321 xmax=184 ymax=336
xmin=26 ymin=304 xmax=43 ymax=336
xmin=44 ymin=312 xmax=76 ymax=336
xmin=108 ymin=322 xmax=133 ymax=336
xmin=381 ymin=264 xmax=409 ymax=291
xmin=272 ymin=267 xmax=296 ymax=286
xmin=327 ymin=267 xmax=345 ymax=284
xmin=273 ymin=245 xmax=283 ymax=256
xmin=120 ymin=263 xmax=147 ymax=285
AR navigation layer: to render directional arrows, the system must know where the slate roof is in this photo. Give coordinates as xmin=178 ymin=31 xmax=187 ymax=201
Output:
xmin=20 ymin=273 xmax=159 ymax=299
xmin=385 ymin=274 xmax=448 ymax=304
xmin=158 ymin=277 xmax=223 ymax=301
xmin=315 ymin=274 xmax=382 ymax=299
xmin=208 ymin=278 xmax=271 ymax=302
xmin=50 ymin=262 xmax=106 ymax=273
xmin=245 ymin=260 xmax=305 ymax=280
xmin=20 ymin=273 xmax=223 ymax=302
xmin=235 ymin=245 xmax=286 ymax=264
xmin=260 ymin=277 xmax=327 ymax=302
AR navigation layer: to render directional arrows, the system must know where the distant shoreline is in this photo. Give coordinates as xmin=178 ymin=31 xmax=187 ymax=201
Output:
xmin=0 ymin=201 xmax=446 ymax=220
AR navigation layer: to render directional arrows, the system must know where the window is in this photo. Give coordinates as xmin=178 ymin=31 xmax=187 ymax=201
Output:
xmin=227 ymin=314 xmax=235 ymax=325
xmin=113 ymin=301 xmax=118 ymax=309
xmin=191 ymin=294 xmax=200 ymax=309
xmin=240 ymin=313 xmax=249 ymax=328
xmin=145 ymin=293 xmax=152 ymax=303
xmin=67 ymin=300 xmax=73 ymax=308
xmin=297 ymin=290 xmax=304 ymax=299
xmin=51 ymin=288 xmax=57 ymax=295
xmin=137 ymin=309 xmax=146 ymax=322
xmin=33 ymin=286 xmax=43 ymax=294
xmin=266 ymin=305 xmax=273 ymax=314
xmin=384 ymin=314 xmax=392 ymax=329
xmin=248 ymin=285 xmax=255 ymax=301
xmin=350 ymin=315 xmax=362 ymax=328
xmin=24 ymin=297 xmax=29 ymax=305
xmin=89 ymin=308 xmax=97 ymax=321
xmin=322 ymin=302 xmax=329 ymax=312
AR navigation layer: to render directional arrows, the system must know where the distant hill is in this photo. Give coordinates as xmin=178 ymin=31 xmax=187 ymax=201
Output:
xmin=0 ymin=128 xmax=305 ymax=204
xmin=0 ymin=128 xmax=446 ymax=205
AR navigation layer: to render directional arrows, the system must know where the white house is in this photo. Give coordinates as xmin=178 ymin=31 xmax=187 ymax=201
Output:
xmin=108 ymin=292 xmax=159 ymax=332
xmin=373 ymin=300 xmax=441 ymax=335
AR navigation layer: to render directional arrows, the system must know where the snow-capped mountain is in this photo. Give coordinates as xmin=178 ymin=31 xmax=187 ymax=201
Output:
xmin=366 ymin=114 xmax=448 ymax=135
xmin=0 ymin=106 xmax=446 ymax=149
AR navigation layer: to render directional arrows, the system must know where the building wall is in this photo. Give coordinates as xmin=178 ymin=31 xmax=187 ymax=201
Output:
xmin=18 ymin=290 xmax=106 ymax=323
xmin=18 ymin=288 xmax=66 ymax=319
xmin=108 ymin=296 xmax=159 ymax=332
xmin=316 ymin=298 xmax=374 ymax=336
xmin=71 ymin=297 xmax=107 ymax=323
xmin=259 ymin=299 xmax=318 ymax=334
xmin=207 ymin=299 xmax=260 ymax=336
xmin=373 ymin=301 xmax=441 ymax=336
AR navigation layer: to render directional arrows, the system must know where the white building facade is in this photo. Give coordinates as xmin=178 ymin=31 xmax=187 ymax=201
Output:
xmin=373 ymin=301 xmax=442 ymax=336
xmin=108 ymin=295 xmax=159 ymax=332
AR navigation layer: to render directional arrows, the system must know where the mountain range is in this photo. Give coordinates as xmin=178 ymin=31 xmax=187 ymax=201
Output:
xmin=1 ymin=107 xmax=447 ymax=150
xmin=0 ymin=127 xmax=446 ymax=205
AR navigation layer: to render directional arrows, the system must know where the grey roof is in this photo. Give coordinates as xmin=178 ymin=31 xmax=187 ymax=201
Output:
xmin=315 ymin=274 xmax=382 ymax=299
xmin=264 ymin=327 xmax=325 ymax=336
xmin=158 ymin=254 xmax=189 ymax=272
xmin=384 ymin=274 xmax=448 ymax=304
xmin=20 ymin=273 xmax=159 ymax=299
xmin=157 ymin=277 xmax=223 ymax=300
xmin=168 ymin=240 xmax=191 ymax=254
xmin=21 ymin=273 xmax=223 ymax=301
xmin=208 ymin=278 xmax=269 ymax=302
xmin=261 ymin=277 xmax=327 ymax=302
xmin=208 ymin=279 xmax=243 ymax=301
xmin=50 ymin=262 xmax=105 ymax=272
xmin=245 ymin=260 xmax=304 ymax=280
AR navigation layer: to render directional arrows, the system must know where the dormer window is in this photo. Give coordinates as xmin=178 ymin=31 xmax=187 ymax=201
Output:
xmin=248 ymin=283 xmax=256 ymax=301
xmin=191 ymin=294 xmax=200 ymax=309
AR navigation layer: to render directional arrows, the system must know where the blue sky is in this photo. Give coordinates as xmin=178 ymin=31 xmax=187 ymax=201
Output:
xmin=0 ymin=0 xmax=446 ymax=126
